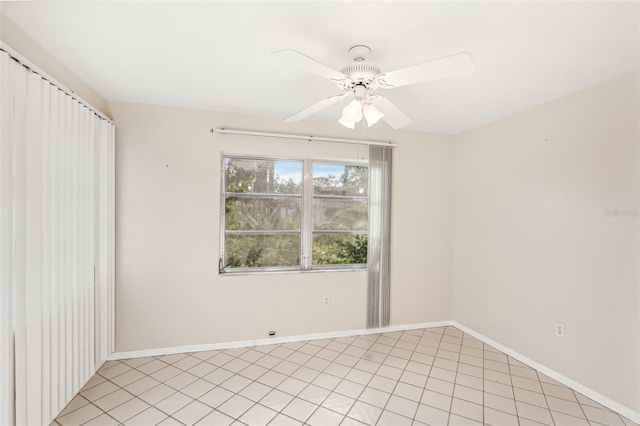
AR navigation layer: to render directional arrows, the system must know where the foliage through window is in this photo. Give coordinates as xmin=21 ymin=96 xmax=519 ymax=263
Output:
xmin=221 ymin=156 xmax=368 ymax=272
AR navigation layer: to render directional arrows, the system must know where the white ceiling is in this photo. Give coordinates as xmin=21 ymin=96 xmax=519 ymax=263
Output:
xmin=1 ymin=1 xmax=638 ymax=134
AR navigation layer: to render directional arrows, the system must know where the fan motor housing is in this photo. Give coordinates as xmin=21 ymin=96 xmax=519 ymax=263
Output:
xmin=339 ymin=62 xmax=380 ymax=90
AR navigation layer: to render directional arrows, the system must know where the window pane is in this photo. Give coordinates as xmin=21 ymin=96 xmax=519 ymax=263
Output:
xmin=312 ymin=234 xmax=367 ymax=265
xmin=226 ymin=158 xmax=302 ymax=194
xmin=313 ymin=198 xmax=367 ymax=231
xmin=224 ymin=234 xmax=300 ymax=268
xmin=226 ymin=197 xmax=301 ymax=231
xmin=313 ymin=163 xmax=368 ymax=197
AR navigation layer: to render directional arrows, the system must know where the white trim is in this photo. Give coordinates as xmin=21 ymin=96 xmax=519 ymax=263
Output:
xmin=214 ymin=128 xmax=397 ymax=147
xmin=108 ymin=320 xmax=453 ymax=361
xmin=451 ymin=321 xmax=640 ymax=424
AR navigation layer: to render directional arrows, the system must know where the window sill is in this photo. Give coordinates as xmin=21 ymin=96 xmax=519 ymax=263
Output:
xmin=219 ymin=266 xmax=366 ymax=277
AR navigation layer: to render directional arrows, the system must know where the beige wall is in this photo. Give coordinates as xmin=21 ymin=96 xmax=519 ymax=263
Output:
xmin=453 ymin=71 xmax=640 ymax=411
xmin=109 ymin=101 xmax=455 ymax=352
xmin=0 ymin=12 xmax=109 ymax=117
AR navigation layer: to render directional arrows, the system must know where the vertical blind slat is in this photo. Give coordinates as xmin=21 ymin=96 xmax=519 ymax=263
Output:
xmin=0 ymin=52 xmax=16 ymax=426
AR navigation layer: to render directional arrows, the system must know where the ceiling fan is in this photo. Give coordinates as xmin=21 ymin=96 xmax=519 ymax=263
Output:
xmin=273 ymin=45 xmax=475 ymax=129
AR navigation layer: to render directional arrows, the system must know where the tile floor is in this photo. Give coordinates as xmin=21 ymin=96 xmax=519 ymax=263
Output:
xmin=52 ymin=326 xmax=638 ymax=426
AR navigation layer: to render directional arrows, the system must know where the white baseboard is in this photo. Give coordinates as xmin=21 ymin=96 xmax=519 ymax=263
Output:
xmin=451 ymin=321 xmax=640 ymax=424
xmin=108 ymin=320 xmax=453 ymax=361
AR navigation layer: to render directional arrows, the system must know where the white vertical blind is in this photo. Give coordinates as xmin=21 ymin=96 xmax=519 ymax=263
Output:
xmin=0 ymin=50 xmax=115 ymax=426
xmin=367 ymin=145 xmax=393 ymax=328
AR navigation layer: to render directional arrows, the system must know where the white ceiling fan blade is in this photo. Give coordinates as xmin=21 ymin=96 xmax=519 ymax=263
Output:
xmin=377 ymin=52 xmax=475 ymax=89
xmin=272 ymin=49 xmax=349 ymax=83
xmin=371 ymin=96 xmax=413 ymax=129
xmin=284 ymin=93 xmax=350 ymax=122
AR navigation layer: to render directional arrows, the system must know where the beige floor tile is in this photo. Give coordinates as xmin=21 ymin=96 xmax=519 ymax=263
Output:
xmin=306 ymin=406 xmax=344 ymax=426
xmin=155 ymin=392 xmax=194 ymax=415
xmin=484 ymin=407 xmax=519 ymax=426
xmin=217 ymin=394 xmax=255 ymax=419
xmin=376 ymin=365 xmax=403 ymax=381
xmin=550 ymin=410 xmax=590 ymax=426
xmin=377 ymin=410 xmax=413 ymax=426
xmin=453 ymin=384 xmax=482 ymax=405
xmin=311 ymin=372 xmax=341 ymax=391
xmin=448 ymin=413 xmax=483 ymax=425
xmin=173 ymin=356 xmax=203 ymax=372
xmin=425 ymin=377 xmax=454 ymax=396
xmin=541 ymin=382 xmax=577 ymax=402
xmin=347 ymin=400 xmax=383 ymax=425
xmin=198 ymin=386 xmax=234 ymax=409
xmin=58 ymin=394 xmax=90 ymax=417
xmin=546 ymin=395 xmax=586 ymax=418
xmin=57 ymin=404 xmax=103 ymax=426
xmin=98 ymin=363 xmax=132 ymax=380
xmin=125 ymin=376 xmax=162 ymax=396
xmin=138 ymin=383 xmax=176 ymax=405
xmin=82 ymin=413 xmax=120 ymax=426
xmin=281 ymin=397 xmax=318 ymax=422
xmin=415 ymin=403 xmax=450 ymax=426
xmin=581 ymin=405 xmax=626 ymax=426
xmin=456 ymin=363 xmax=482 ymax=379
xmin=277 ymin=377 xmax=307 ymax=396
xmin=455 ymin=373 xmax=483 ymax=391
xmin=80 ymin=381 xmax=120 ymax=402
xmin=484 ymin=391 xmax=516 ymax=415
xmin=393 ymin=382 xmax=423 ymax=402
xmin=305 ymin=356 xmax=331 ymax=372
xmin=451 ymin=398 xmax=483 ymax=422
xmin=219 ymin=374 xmax=252 ymax=393
xmin=385 ymin=395 xmax=418 ymax=419
xmin=156 ymin=417 xmax=184 ymax=426
xmin=514 ymin=386 xmax=548 ymax=408
xmin=358 ymin=386 xmax=391 ymax=408
xmin=239 ymin=381 xmax=272 ymax=402
xmin=509 ymin=364 xmax=538 ymax=380
xmin=108 ymin=397 xmax=150 ymax=423
xmin=194 ymin=410 xmax=234 ymax=426
xmin=298 ymin=384 xmax=330 ymax=405
xmin=429 ymin=366 xmax=456 ymax=383
xmin=511 ymin=375 xmax=543 ymax=393
xmin=181 ymin=379 xmax=216 ymax=399
xmin=272 ymin=360 xmax=299 ymax=376
xmin=137 ymin=359 xmax=170 ymax=375
xmin=267 ymin=414 xmax=303 ymax=426
xmin=516 ymin=401 xmax=554 ymax=425
xmin=173 ymin=400 xmax=213 ymax=426
xmin=260 ymin=389 xmax=295 ymax=412
xmin=80 ymin=374 xmax=107 ymax=392
xmin=421 ymin=389 xmax=452 ymax=411
xmin=321 ymin=391 xmax=355 ymax=415
xmin=94 ymin=388 xmax=135 ymax=412
xmin=123 ymin=406 xmax=168 ymax=426
xmin=255 ymin=370 xmax=287 ymax=387
xmin=165 ymin=372 xmax=199 ymax=390
xmin=484 ymin=380 xmax=514 ymax=398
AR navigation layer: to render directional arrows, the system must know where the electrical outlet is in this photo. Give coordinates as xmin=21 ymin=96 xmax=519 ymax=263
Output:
xmin=555 ymin=322 xmax=565 ymax=338
xmin=323 ymin=296 xmax=330 ymax=306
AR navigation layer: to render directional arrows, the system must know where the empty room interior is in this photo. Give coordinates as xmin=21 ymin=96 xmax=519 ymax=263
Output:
xmin=0 ymin=2 xmax=639 ymax=426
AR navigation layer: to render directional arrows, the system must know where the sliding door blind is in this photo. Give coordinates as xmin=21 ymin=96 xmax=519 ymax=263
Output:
xmin=0 ymin=50 xmax=115 ymax=426
xmin=367 ymin=145 xmax=393 ymax=328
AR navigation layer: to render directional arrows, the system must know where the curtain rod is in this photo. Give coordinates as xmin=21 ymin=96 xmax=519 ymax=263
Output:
xmin=213 ymin=128 xmax=397 ymax=147
xmin=0 ymin=42 xmax=114 ymax=124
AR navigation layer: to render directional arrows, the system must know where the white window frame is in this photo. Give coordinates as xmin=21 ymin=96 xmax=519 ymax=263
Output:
xmin=220 ymin=154 xmax=368 ymax=274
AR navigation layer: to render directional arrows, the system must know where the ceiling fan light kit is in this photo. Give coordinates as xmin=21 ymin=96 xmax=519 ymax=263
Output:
xmin=273 ymin=45 xmax=475 ymax=130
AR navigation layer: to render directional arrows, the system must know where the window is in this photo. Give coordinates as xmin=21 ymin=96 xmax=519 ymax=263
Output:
xmin=221 ymin=155 xmax=368 ymax=273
